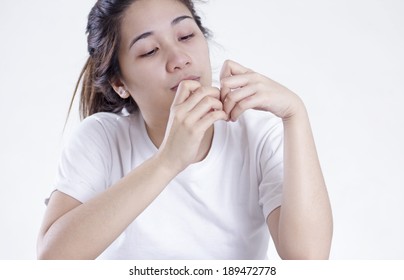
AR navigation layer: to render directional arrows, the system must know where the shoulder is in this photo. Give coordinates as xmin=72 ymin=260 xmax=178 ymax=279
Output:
xmin=64 ymin=111 xmax=140 ymax=151
xmin=80 ymin=112 xmax=133 ymax=133
xmin=73 ymin=111 xmax=141 ymax=141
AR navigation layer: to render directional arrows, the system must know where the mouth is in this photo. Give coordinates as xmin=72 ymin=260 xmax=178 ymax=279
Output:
xmin=170 ymin=76 xmax=200 ymax=92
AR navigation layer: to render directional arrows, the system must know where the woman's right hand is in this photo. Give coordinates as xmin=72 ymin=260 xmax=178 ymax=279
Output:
xmin=157 ymin=80 xmax=228 ymax=173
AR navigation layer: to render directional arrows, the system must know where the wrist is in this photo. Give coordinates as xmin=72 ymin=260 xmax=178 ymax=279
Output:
xmin=281 ymin=96 xmax=307 ymax=122
xmin=153 ymin=150 xmax=185 ymax=177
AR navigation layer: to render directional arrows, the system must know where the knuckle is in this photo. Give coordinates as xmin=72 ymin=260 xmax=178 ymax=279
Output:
xmin=179 ymin=79 xmax=192 ymax=87
xmin=172 ymin=113 xmax=182 ymax=123
xmin=234 ymin=101 xmax=246 ymax=112
xmin=205 ymin=113 xmax=216 ymax=123
xmin=212 ymin=110 xmax=225 ymax=119
xmin=171 ymin=108 xmax=185 ymax=121
xmin=196 ymin=86 xmax=209 ymax=96
xmin=212 ymin=98 xmax=223 ymax=109
xmin=220 ymin=78 xmax=232 ymax=90
xmin=188 ymin=125 xmax=200 ymax=137
xmin=200 ymin=86 xmax=219 ymax=96
xmin=256 ymin=79 xmax=266 ymax=90
xmin=183 ymin=118 xmax=193 ymax=130
xmin=216 ymin=100 xmax=224 ymax=110
xmin=211 ymin=87 xmax=221 ymax=97
xmin=179 ymin=79 xmax=200 ymax=91
xmin=201 ymin=95 xmax=215 ymax=105
xmin=225 ymin=93 xmax=236 ymax=103
xmin=223 ymin=59 xmax=232 ymax=67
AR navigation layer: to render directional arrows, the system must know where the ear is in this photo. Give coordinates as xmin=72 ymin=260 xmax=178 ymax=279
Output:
xmin=110 ymin=77 xmax=130 ymax=99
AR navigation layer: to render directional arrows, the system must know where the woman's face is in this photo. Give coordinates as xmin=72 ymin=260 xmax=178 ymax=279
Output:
xmin=117 ymin=0 xmax=212 ymax=121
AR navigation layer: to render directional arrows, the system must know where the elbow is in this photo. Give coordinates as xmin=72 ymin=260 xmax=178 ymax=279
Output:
xmin=280 ymin=250 xmax=330 ymax=260
xmin=37 ymin=245 xmax=76 ymax=260
xmin=37 ymin=236 xmax=97 ymax=260
xmin=277 ymin=240 xmax=332 ymax=260
xmin=37 ymin=241 xmax=79 ymax=260
xmin=37 ymin=247 xmax=52 ymax=260
xmin=37 ymin=239 xmax=57 ymax=260
xmin=279 ymin=248 xmax=331 ymax=260
xmin=37 ymin=250 xmax=54 ymax=260
xmin=37 ymin=236 xmax=47 ymax=260
xmin=278 ymin=223 xmax=334 ymax=260
xmin=37 ymin=236 xmax=68 ymax=260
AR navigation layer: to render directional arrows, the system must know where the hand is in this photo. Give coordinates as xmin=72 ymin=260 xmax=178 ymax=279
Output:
xmin=220 ymin=60 xmax=305 ymax=121
xmin=158 ymin=80 xmax=228 ymax=173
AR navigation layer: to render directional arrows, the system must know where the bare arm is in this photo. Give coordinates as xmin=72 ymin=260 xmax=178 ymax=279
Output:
xmin=37 ymin=155 xmax=178 ymax=259
xmin=220 ymin=60 xmax=333 ymax=259
xmin=268 ymin=104 xmax=333 ymax=259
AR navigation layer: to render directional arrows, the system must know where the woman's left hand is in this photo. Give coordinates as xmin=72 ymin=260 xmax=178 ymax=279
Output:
xmin=220 ymin=60 xmax=333 ymax=259
xmin=220 ymin=60 xmax=304 ymax=121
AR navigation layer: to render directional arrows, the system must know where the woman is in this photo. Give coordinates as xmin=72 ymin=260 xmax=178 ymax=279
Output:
xmin=37 ymin=0 xmax=333 ymax=259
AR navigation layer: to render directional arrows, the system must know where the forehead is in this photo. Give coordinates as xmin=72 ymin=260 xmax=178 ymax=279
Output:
xmin=121 ymin=0 xmax=193 ymax=37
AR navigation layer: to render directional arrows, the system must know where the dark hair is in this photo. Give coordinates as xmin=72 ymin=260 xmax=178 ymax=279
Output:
xmin=67 ymin=0 xmax=211 ymax=121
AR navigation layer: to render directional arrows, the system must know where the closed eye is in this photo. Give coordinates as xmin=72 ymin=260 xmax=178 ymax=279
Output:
xmin=140 ymin=48 xmax=159 ymax=57
xmin=179 ymin=33 xmax=195 ymax=41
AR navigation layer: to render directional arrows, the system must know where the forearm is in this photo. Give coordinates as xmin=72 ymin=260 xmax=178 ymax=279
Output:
xmin=278 ymin=104 xmax=333 ymax=259
xmin=38 ymin=154 xmax=177 ymax=259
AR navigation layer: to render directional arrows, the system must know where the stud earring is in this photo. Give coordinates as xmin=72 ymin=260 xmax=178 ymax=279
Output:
xmin=119 ymin=89 xmax=130 ymax=99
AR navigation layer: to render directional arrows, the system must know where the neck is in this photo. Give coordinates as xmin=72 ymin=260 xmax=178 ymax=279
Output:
xmin=141 ymin=109 xmax=169 ymax=148
xmin=144 ymin=120 xmax=167 ymax=149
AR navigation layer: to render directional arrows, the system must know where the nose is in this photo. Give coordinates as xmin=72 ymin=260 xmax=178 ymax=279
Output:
xmin=166 ymin=46 xmax=191 ymax=73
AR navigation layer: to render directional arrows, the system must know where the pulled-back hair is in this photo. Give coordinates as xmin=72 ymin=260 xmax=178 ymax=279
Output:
xmin=68 ymin=0 xmax=210 ymax=120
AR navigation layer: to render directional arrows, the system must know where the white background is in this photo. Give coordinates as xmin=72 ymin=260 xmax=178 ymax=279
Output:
xmin=0 ymin=0 xmax=403 ymax=259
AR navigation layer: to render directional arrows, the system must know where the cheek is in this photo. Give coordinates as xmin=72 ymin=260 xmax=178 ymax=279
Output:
xmin=124 ymin=65 xmax=172 ymax=109
xmin=197 ymin=40 xmax=211 ymax=67
xmin=196 ymin=42 xmax=212 ymax=83
xmin=195 ymin=38 xmax=209 ymax=58
xmin=123 ymin=63 xmax=160 ymax=92
xmin=118 ymin=51 xmax=158 ymax=90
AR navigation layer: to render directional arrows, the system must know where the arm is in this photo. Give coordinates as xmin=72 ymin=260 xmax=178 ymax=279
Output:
xmin=268 ymin=105 xmax=333 ymax=259
xmin=38 ymin=153 xmax=179 ymax=260
xmin=37 ymin=81 xmax=227 ymax=259
xmin=220 ymin=60 xmax=333 ymax=259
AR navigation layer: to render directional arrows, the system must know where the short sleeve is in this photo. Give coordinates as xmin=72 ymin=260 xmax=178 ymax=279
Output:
xmin=52 ymin=116 xmax=112 ymax=203
xmin=258 ymin=119 xmax=284 ymax=219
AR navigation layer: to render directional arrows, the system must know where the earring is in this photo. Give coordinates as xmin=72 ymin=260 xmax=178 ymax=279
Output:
xmin=119 ymin=89 xmax=130 ymax=99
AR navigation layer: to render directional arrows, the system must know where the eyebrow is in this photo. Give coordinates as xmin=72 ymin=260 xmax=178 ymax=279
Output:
xmin=129 ymin=15 xmax=194 ymax=50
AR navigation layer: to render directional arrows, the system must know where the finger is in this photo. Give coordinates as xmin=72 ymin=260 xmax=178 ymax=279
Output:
xmin=172 ymin=80 xmax=202 ymax=106
xmin=220 ymin=60 xmax=252 ymax=80
xmin=185 ymin=96 xmax=225 ymax=124
xmin=181 ymin=86 xmax=221 ymax=112
xmin=223 ymin=84 xmax=257 ymax=115
xmin=196 ymin=110 xmax=228 ymax=133
xmin=229 ymin=95 xmax=266 ymax=122
xmin=219 ymin=60 xmax=253 ymax=102
xmin=220 ymin=73 xmax=256 ymax=102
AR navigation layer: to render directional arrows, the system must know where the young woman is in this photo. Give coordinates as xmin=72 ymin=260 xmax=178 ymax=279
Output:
xmin=37 ymin=0 xmax=333 ymax=259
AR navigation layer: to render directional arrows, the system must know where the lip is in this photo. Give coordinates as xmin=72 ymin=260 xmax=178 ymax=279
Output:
xmin=170 ymin=76 xmax=200 ymax=92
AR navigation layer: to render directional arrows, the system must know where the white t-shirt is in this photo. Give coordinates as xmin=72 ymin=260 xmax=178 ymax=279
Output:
xmin=53 ymin=109 xmax=284 ymax=259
